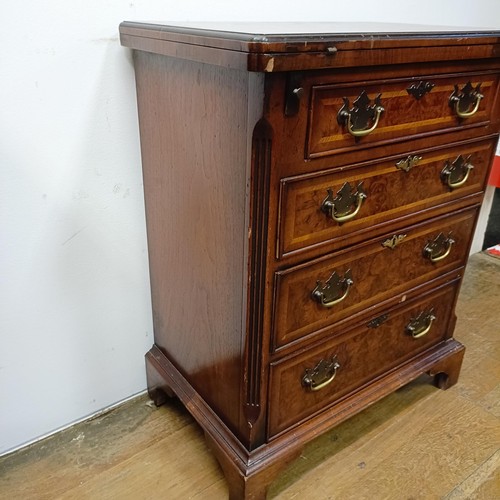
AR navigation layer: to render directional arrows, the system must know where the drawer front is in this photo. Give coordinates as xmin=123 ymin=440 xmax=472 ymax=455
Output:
xmin=268 ymin=281 xmax=459 ymax=437
xmin=307 ymin=72 xmax=499 ymax=158
xmin=273 ymin=207 xmax=476 ymax=351
xmin=279 ymin=137 xmax=496 ymax=258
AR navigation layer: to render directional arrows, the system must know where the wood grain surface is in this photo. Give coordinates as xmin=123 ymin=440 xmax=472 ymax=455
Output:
xmin=278 ymin=136 xmax=496 ymax=258
xmin=265 ymin=61 xmax=500 ymax=176
xmin=133 ymin=50 xmax=264 ymax=437
xmin=307 ymin=72 xmax=498 ymax=157
xmin=273 ymin=207 xmax=477 ymax=350
xmin=119 ymin=24 xmax=500 ymax=498
xmin=120 ymin=22 xmax=500 ymax=72
xmin=268 ymin=281 xmax=460 ymax=436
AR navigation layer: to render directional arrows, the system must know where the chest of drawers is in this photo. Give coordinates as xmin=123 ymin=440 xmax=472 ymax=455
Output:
xmin=120 ymin=22 xmax=500 ymax=499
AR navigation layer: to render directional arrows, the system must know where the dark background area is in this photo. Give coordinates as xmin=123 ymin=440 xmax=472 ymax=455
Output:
xmin=482 ymin=188 xmax=500 ymax=249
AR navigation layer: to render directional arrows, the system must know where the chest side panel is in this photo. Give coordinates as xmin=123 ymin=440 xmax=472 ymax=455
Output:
xmin=134 ymin=51 xmax=264 ymax=436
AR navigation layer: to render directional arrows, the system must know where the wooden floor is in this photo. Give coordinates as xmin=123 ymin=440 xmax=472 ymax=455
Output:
xmin=1 ymin=253 xmax=499 ymax=499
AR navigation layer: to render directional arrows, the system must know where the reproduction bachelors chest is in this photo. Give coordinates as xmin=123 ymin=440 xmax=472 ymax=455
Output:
xmin=120 ymin=22 xmax=500 ymax=499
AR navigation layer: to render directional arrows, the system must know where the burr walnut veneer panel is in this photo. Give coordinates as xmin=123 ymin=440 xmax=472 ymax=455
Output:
xmin=307 ymin=71 xmax=499 ymax=157
xmin=273 ymin=207 xmax=477 ymax=350
xmin=278 ymin=137 xmax=496 ymax=258
xmin=268 ymin=280 xmax=460 ymax=436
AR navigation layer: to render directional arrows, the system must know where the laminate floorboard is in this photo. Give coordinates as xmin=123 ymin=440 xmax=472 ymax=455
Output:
xmin=1 ymin=253 xmax=499 ymax=499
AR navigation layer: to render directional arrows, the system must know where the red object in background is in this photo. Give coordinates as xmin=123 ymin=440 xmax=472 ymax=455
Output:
xmin=485 ymin=244 xmax=500 ymax=258
xmin=489 ymin=155 xmax=500 ymax=187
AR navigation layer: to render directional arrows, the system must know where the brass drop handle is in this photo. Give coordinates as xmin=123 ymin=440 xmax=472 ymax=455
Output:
xmin=446 ymin=167 xmax=472 ymax=188
xmin=321 ymin=182 xmax=367 ymax=223
xmin=337 ymin=90 xmax=385 ymax=138
xmin=428 ymin=241 xmax=453 ymax=262
xmin=411 ymin=320 xmax=433 ymax=338
xmin=343 ymin=105 xmax=384 ymax=137
xmin=302 ymin=356 xmax=341 ymax=392
xmin=312 ymin=269 xmax=353 ymax=308
xmin=449 ymin=81 xmax=483 ymax=118
xmin=406 ymin=310 xmax=436 ymax=339
xmin=331 ymin=192 xmax=365 ymax=222
xmin=441 ymin=155 xmax=474 ymax=189
xmin=451 ymin=93 xmax=483 ymax=118
xmin=423 ymin=233 xmax=455 ymax=263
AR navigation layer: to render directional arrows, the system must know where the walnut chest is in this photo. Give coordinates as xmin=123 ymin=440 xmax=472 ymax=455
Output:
xmin=119 ymin=22 xmax=500 ymax=499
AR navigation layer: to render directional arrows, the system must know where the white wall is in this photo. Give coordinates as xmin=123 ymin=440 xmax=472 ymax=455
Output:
xmin=1 ymin=1 xmax=500 ymax=456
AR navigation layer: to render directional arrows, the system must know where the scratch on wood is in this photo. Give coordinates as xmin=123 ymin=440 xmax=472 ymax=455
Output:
xmin=265 ymin=58 xmax=274 ymax=72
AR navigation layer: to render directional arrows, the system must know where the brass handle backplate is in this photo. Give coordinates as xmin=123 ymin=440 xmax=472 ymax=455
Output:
xmin=441 ymin=155 xmax=474 ymax=189
xmin=423 ymin=232 xmax=455 ymax=263
xmin=302 ymin=356 xmax=341 ymax=392
xmin=338 ymin=90 xmax=384 ymax=137
xmin=312 ymin=269 xmax=353 ymax=308
xmin=406 ymin=309 xmax=436 ymax=338
xmin=449 ymin=81 xmax=483 ymax=118
xmin=321 ymin=182 xmax=367 ymax=223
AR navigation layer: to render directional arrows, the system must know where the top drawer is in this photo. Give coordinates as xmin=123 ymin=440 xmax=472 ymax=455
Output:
xmin=307 ymin=71 xmax=499 ymax=158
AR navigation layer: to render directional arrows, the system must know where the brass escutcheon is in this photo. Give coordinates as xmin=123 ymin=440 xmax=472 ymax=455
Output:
xmin=396 ymin=155 xmax=422 ymax=173
xmin=406 ymin=80 xmax=435 ymax=100
xmin=368 ymin=313 xmax=389 ymax=329
xmin=382 ymin=234 xmax=407 ymax=250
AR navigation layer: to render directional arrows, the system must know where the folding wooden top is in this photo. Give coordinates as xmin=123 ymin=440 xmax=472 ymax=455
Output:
xmin=119 ymin=21 xmax=500 ymax=72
